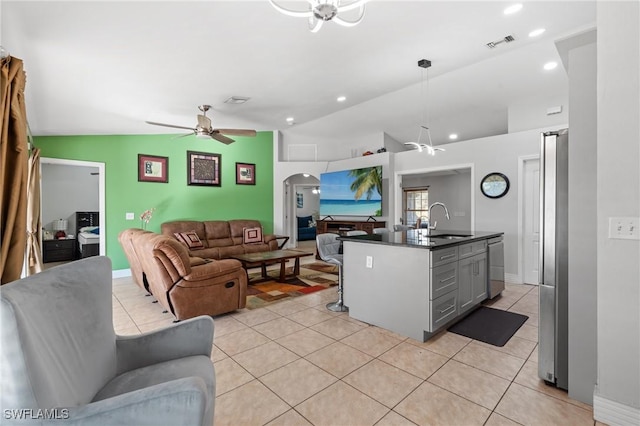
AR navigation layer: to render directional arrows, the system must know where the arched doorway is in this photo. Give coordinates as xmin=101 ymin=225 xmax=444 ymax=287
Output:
xmin=283 ymin=173 xmax=320 ymax=248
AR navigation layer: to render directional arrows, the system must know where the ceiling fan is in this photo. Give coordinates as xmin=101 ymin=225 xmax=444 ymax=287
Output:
xmin=146 ymin=105 xmax=256 ymax=145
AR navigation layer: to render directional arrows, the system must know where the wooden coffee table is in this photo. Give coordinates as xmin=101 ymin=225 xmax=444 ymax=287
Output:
xmin=231 ymin=249 xmax=314 ymax=283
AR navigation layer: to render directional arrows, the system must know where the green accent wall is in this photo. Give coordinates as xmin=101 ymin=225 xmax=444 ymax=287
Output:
xmin=35 ymin=132 xmax=274 ymax=270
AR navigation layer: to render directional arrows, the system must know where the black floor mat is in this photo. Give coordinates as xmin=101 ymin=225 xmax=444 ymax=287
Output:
xmin=448 ymin=307 xmax=529 ymax=347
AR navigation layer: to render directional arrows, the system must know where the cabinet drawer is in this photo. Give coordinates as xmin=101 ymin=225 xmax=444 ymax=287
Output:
xmin=43 ymin=239 xmax=76 ymax=263
xmin=430 ymin=289 xmax=458 ymax=332
xmin=431 ymin=262 xmax=458 ymax=300
xmin=430 ymin=246 xmax=458 ymax=267
xmin=458 ymin=240 xmax=487 ymax=259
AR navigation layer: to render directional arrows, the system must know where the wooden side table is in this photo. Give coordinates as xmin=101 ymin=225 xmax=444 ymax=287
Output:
xmin=43 ymin=239 xmax=76 ymax=263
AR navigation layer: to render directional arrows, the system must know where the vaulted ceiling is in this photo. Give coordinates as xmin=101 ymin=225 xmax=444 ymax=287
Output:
xmin=2 ymin=1 xmax=596 ymax=145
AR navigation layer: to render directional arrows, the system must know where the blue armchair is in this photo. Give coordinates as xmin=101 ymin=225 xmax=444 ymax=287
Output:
xmin=297 ymin=215 xmax=317 ymax=241
xmin=0 ymin=256 xmax=215 ymax=425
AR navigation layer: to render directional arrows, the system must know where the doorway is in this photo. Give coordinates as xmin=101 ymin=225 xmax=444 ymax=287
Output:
xmin=520 ymin=156 xmax=540 ymax=285
xmin=40 ymin=158 xmax=106 ymax=264
xmin=284 ymin=174 xmax=320 ymax=247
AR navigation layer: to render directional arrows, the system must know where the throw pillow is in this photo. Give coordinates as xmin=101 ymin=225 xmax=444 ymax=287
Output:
xmin=243 ymin=226 xmax=263 ymax=244
xmin=174 ymin=231 xmax=204 ymax=250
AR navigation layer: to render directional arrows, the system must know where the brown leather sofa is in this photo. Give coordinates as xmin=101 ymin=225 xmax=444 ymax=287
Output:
xmin=118 ymin=228 xmax=154 ymax=294
xmin=161 ymin=219 xmax=279 ymax=259
xmin=125 ymin=230 xmax=247 ymax=319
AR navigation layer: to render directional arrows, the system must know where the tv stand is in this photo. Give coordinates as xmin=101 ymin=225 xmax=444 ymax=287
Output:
xmin=316 ymin=219 xmax=386 ymax=236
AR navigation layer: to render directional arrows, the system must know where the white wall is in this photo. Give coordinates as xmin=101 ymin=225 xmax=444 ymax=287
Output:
xmin=565 ymin=34 xmax=598 ymax=405
xmin=41 ymin=163 xmax=99 ymax=236
xmin=508 ymin=93 xmax=569 ymax=133
xmin=594 ymin=1 xmax=640 ymax=421
xmin=402 ymin=171 xmax=472 ymax=232
xmin=295 ymin=186 xmax=319 ymax=218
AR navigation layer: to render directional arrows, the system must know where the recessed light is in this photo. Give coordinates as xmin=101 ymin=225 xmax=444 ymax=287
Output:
xmin=503 ymin=3 xmax=523 ymax=15
xmin=544 ymin=61 xmax=558 ymax=71
xmin=449 ymin=134 xmax=458 ymax=140
xmin=529 ymin=28 xmax=546 ymax=38
xmin=303 ymin=173 xmax=310 ymax=177
xmin=337 ymin=96 xmax=347 ymax=102
xmin=286 ymin=117 xmax=295 ymax=125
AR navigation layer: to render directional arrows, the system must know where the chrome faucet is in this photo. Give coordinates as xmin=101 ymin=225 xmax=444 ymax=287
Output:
xmin=427 ymin=202 xmax=450 ymax=233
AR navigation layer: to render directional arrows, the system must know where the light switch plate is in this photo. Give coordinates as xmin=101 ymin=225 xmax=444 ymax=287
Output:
xmin=608 ymin=217 xmax=640 ymax=240
xmin=126 ymin=212 xmax=135 ymax=220
xmin=366 ymin=256 xmax=373 ymax=268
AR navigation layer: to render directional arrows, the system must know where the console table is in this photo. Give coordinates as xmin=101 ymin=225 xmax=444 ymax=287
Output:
xmin=316 ymin=219 xmax=386 ymax=235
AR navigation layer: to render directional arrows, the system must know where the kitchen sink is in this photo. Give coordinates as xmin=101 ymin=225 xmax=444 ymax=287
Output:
xmin=429 ymin=234 xmax=472 ymax=240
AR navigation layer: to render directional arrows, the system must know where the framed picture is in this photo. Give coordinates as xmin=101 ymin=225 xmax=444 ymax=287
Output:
xmin=235 ymin=162 xmax=256 ymax=185
xmin=187 ymin=151 xmax=221 ymax=186
xmin=296 ymin=192 xmax=303 ymax=208
xmin=138 ymin=154 xmax=168 ymax=183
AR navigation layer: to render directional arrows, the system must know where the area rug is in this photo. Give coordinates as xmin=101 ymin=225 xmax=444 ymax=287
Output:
xmin=245 ymin=262 xmax=338 ymax=310
xmin=448 ymin=306 xmax=529 ymax=347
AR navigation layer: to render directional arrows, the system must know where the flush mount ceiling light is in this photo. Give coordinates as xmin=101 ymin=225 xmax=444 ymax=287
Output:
xmin=403 ymin=59 xmax=445 ymax=156
xmin=268 ymin=0 xmax=369 ymax=33
xmin=544 ymin=61 xmax=558 ymax=70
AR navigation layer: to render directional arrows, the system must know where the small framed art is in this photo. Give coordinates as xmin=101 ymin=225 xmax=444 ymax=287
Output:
xmin=187 ymin=151 xmax=221 ymax=186
xmin=138 ymin=154 xmax=168 ymax=183
xmin=235 ymin=162 xmax=256 ymax=185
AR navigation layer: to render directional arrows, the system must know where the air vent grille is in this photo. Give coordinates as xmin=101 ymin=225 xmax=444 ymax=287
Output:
xmin=486 ymin=34 xmax=516 ymax=49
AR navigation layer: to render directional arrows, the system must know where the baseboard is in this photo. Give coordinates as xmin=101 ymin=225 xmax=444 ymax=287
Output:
xmin=594 ymin=393 xmax=640 ymax=425
xmin=505 ymin=273 xmax=522 ymax=284
xmin=112 ymin=268 xmax=132 ymax=279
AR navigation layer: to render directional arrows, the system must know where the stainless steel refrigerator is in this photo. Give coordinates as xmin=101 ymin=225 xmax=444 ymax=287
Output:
xmin=538 ymin=129 xmax=569 ymax=390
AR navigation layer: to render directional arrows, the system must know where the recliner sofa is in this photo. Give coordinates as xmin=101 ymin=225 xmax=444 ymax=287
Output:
xmin=132 ymin=232 xmax=248 ymax=320
xmin=161 ymin=219 xmax=279 ymax=259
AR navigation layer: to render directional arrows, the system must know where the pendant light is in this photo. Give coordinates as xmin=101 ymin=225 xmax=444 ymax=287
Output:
xmin=404 ymin=59 xmax=445 ymax=156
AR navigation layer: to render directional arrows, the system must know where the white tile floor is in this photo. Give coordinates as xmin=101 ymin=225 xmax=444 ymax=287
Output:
xmin=111 ymin=250 xmax=599 ymax=426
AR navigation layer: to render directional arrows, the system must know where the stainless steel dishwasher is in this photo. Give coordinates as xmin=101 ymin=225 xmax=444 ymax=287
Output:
xmin=487 ymin=236 xmax=505 ymax=298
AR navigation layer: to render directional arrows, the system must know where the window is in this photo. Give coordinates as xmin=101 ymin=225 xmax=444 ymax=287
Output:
xmin=404 ymin=188 xmax=429 ymax=227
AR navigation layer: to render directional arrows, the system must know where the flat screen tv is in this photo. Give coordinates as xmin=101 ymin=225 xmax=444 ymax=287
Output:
xmin=319 ymin=166 xmax=383 ymax=217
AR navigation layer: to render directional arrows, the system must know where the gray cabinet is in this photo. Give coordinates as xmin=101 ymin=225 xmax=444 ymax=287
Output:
xmin=457 ymin=241 xmax=488 ymax=314
xmin=429 ymin=247 xmax=459 ymax=332
xmin=473 ymin=252 xmax=488 ymax=303
xmin=458 ymin=256 xmax=475 ymax=313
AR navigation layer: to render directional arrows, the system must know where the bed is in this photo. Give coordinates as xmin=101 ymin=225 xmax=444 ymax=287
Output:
xmin=78 ymin=229 xmax=100 ymax=258
xmin=76 ymin=211 xmax=99 ymax=258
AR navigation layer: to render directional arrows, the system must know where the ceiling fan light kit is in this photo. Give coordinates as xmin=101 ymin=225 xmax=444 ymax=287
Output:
xmin=268 ymin=0 xmax=368 ymax=32
xmin=146 ymin=105 xmax=256 ymax=145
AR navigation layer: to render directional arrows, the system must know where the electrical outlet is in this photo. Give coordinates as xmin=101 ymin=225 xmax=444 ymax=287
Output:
xmin=366 ymin=256 xmax=373 ymax=268
xmin=126 ymin=212 xmax=135 ymax=220
xmin=608 ymin=217 xmax=640 ymax=240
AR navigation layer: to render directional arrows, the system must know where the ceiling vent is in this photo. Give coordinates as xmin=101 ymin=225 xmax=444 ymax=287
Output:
xmin=224 ymin=96 xmax=250 ymax=105
xmin=486 ymin=35 xmax=516 ymax=49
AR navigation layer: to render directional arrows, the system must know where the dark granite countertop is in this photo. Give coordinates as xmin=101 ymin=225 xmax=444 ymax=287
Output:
xmin=338 ymin=230 xmax=503 ymax=250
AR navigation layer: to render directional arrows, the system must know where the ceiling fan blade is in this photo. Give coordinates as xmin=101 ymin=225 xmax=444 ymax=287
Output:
xmin=215 ymin=129 xmax=257 ymax=137
xmin=146 ymin=121 xmax=195 ymax=131
xmin=197 ymin=114 xmax=211 ymax=130
xmin=210 ymin=132 xmax=235 ymax=145
xmin=171 ymin=132 xmax=195 ymax=140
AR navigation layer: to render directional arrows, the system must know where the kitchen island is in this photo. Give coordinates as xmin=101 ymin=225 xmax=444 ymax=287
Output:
xmin=339 ymin=230 xmax=504 ymax=342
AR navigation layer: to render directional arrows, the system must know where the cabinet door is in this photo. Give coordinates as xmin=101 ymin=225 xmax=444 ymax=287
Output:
xmin=472 ymin=253 xmax=488 ymax=304
xmin=458 ymin=256 xmax=474 ymax=313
